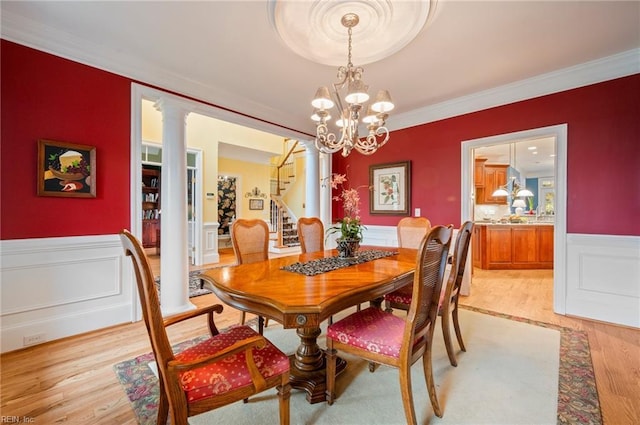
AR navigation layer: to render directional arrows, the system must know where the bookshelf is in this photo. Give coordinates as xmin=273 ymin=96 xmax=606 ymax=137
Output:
xmin=142 ymin=165 xmax=160 ymax=248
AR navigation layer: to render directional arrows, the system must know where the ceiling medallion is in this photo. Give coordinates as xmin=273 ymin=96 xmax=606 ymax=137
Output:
xmin=270 ymin=0 xmax=439 ymax=66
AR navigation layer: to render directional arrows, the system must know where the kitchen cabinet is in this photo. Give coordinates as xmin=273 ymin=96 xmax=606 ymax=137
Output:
xmin=474 ymin=224 xmax=553 ymax=269
xmin=475 ymin=163 xmax=508 ymax=205
xmin=474 ymin=158 xmax=487 ymax=187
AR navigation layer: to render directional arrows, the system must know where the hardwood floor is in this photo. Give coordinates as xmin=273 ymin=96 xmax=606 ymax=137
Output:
xmin=1 ymin=250 xmax=638 ymax=424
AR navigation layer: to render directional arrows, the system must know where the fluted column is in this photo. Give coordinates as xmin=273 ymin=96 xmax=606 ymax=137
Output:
xmin=154 ymin=97 xmax=194 ymax=315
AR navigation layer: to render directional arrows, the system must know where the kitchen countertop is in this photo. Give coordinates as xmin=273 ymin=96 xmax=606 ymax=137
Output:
xmin=474 ymin=221 xmax=554 ymax=226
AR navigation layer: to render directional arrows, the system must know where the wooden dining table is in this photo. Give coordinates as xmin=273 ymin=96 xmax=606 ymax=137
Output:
xmin=199 ymin=247 xmax=417 ymax=404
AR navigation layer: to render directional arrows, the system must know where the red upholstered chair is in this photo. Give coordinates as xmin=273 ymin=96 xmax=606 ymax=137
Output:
xmin=231 ymin=219 xmax=271 ymax=334
xmin=326 ymin=225 xmax=453 ymax=423
xmin=439 ymin=221 xmax=474 ymax=367
xmin=384 ymin=217 xmax=431 ymax=313
xmin=119 ymin=230 xmax=290 ymax=425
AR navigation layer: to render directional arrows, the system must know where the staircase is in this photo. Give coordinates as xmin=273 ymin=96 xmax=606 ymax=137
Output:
xmin=268 ymin=139 xmax=304 ymax=252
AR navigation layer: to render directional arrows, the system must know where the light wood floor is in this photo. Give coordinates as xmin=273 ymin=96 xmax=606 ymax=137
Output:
xmin=1 ymin=249 xmax=638 ymax=424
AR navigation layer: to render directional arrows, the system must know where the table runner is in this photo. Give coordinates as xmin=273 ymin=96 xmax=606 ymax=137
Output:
xmin=281 ymin=249 xmax=397 ymax=276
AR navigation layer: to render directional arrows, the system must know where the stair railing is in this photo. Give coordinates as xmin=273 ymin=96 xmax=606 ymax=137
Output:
xmin=275 ymin=140 xmax=299 ymax=196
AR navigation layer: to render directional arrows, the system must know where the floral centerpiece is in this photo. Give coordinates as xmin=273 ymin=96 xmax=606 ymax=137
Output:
xmin=326 ymin=173 xmax=366 ymax=258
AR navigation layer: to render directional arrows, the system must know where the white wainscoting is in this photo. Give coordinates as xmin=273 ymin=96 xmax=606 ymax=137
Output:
xmin=202 ymin=221 xmax=220 ymax=265
xmin=4 ymin=229 xmax=635 ymax=352
xmin=566 ymin=233 xmax=640 ymax=328
xmin=0 ymin=234 xmax=134 ymax=353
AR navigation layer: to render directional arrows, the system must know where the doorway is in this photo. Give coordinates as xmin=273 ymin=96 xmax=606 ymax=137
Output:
xmin=461 ymin=124 xmax=567 ymax=315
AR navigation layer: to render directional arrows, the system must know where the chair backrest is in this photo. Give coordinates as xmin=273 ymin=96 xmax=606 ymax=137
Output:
xmin=445 ymin=221 xmax=474 ymax=298
xmin=403 ymin=225 xmax=452 ymax=360
xmin=397 ymin=217 xmax=432 ymax=249
xmin=119 ymin=230 xmax=175 ymax=374
xmin=231 ymin=218 xmax=269 ymax=264
xmin=297 ymin=217 xmax=324 ymax=253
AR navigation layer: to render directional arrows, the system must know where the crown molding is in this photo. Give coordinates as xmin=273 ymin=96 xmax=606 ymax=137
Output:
xmin=3 ymin=9 xmax=638 ymax=134
xmin=388 ymin=49 xmax=640 ymax=131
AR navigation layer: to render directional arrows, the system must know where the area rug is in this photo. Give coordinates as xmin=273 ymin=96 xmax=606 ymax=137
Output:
xmin=113 ymin=307 xmax=601 ymax=424
xmin=154 ymin=269 xmax=213 ymax=298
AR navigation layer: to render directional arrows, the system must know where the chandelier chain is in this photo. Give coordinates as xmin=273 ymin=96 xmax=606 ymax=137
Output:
xmin=347 ymin=26 xmax=353 ymax=68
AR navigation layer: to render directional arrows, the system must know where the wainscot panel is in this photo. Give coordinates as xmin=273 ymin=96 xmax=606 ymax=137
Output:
xmin=0 ymin=234 xmax=135 ymax=353
xmin=566 ymin=233 xmax=640 ymax=328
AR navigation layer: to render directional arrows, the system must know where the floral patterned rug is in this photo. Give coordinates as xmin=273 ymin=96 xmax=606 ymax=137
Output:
xmin=460 ymin=305 xmax=602 ymax=424
xmin=113 ymin=307 xmax=602 ymax=424
xmin=154 ymin=269 xmax=213 ymax=298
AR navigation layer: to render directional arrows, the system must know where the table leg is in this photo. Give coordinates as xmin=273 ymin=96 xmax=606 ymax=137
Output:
xmin=288 ymin=326 xmax=346 ymax=404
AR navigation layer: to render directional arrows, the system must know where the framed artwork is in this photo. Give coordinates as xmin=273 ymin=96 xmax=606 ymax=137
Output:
xmin=249 ymin=198 xmax=264 ymax=210
xmin=369 ymin=161 xmax=411 ymax=215
xmin=37 ymin=139 xmax=96 ymax=198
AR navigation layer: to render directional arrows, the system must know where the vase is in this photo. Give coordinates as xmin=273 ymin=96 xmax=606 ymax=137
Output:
xmin=336 ymin=238 xmax=361 ymax=259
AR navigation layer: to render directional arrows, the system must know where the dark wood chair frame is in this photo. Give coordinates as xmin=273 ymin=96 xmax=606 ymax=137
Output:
xmin=326 ymin=225 xmax=453 ymax=423
xmin=119 ymin=229 xmax=291 ymax=425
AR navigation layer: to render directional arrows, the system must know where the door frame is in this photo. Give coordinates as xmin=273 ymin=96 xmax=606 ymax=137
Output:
xmin=461 ymin=124 xmax=568 ymax=314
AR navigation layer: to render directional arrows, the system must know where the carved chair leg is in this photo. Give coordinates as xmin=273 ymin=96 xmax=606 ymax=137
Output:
xmin=278 ymin=376 xmax=291 ymax=425
xmin=399 ymin=365 xmax=417 ymax=425
xmin=441 ymin=304 xmax=458 ymax=367
xmin=452 ymin=302 xmax=466 ymax=352
xmin=422 ymin=346 xmax=443 ymax=418
xmin=326 ymin=345 xmax=337 ymax=405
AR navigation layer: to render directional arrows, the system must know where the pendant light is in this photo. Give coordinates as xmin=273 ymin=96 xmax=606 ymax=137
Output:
xmin=492 ymin=142 xmax=534 ymax=198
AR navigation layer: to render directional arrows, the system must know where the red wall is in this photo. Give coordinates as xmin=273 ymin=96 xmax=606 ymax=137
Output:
xmin=334 ymin=74 xmax=640 ymax=236
xmin=1 ymin=41 xmax=131 ymax=239
xmin=2 ymin=40 xmax=639 ymax=240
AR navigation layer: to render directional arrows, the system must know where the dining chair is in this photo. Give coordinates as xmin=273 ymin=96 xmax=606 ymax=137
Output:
xmin=326 ymin=225 xmax=453 ymax=423
xmin=119 ymin=229 xmax=291 ymax=425
xmin=385 ymin=221 xmax=474 ymax=367
xmin=384 ymin=217 xmax=431 ymax=313
xmin=297 ymin=217 xmax=324 ymax=253
xmin=297 ymin=216 xmax=364 ymax=326
xmin=439 ymin=221 xmax=474 ymax=367
xmin=231 ymin=218 xmax=271 ymax=334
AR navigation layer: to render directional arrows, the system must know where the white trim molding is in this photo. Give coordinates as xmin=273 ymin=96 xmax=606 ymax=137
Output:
xmin=0 ymin=234 xmax=134 ymax=353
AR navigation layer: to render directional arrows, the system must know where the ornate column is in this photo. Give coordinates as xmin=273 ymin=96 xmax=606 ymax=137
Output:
xmin=154 ymin=97 xmax=194 ymax=315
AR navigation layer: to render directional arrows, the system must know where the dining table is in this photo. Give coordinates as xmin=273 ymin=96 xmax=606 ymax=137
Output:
xmin=199 ymin=246 xmax=418 ymax=404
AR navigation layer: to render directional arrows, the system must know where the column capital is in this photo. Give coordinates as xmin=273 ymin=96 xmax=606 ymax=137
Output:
xmin=153 ymin=96 xmax=193 ymax=116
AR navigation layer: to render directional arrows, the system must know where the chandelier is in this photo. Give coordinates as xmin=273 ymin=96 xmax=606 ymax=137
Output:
xmin=311 ymin=13 xmax=394 ymax=157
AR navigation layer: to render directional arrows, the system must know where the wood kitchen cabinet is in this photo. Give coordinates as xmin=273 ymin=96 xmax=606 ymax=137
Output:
xmin=474 ymin=158 xmax=487 ymax=187
xmin=474 ymin=224 xmax=553 ymax=269
xmin=475 ymin=163 xmax=508 ymax=204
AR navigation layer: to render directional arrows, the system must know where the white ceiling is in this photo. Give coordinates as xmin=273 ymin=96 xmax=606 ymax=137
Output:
xmin=2 ymin=1 xmax=639 ymax=142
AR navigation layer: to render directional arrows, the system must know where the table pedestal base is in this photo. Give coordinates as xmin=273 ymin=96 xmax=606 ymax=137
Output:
xmin=289 ymin=326 xmax=347 ymax=403
xmin=288 ymin=353 xmax=347 ymax=404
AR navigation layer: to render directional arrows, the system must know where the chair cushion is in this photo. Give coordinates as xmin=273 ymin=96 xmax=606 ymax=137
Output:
xmin=384 ymin=285 xmax=413 ymax=306
xmin=327 ymin=307 xmax=405 ymax=358
xmin=175 ymin=325 xmax=290 ymax=403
